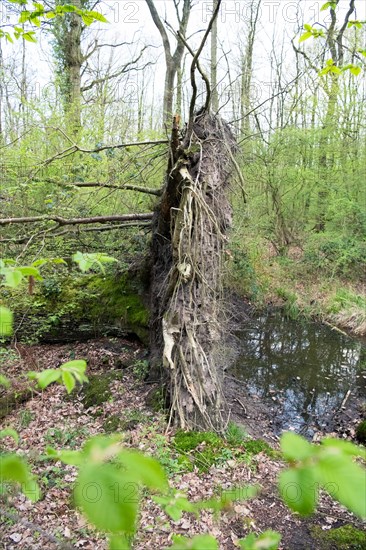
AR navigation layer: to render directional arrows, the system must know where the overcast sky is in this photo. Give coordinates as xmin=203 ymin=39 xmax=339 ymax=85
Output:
xmin=1 ymin=1 xmax=365 ymax=123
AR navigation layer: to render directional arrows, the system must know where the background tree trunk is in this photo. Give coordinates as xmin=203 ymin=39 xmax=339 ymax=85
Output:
xmin=210 ymin=0 xmax=219 ymax=112
xmin=145 ymin=0 xmax=191 ymax=129
xmin=240 ymin=0 xmax=261 ymax=136
xmin=52 ymin=0 xmax=84 ymax=132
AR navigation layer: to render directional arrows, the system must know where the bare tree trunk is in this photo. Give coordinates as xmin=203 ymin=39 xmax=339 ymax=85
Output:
xmin=145 ymin=0 xmax=191 ymax=128
xmin=210 ymin=0 xmax=219 ymax=112
xmin=240 ymin=0 xmax=261 ymax=136
xmin=150 ymin=111 xmax=236 ymax=432
xmin=315 ymin=73 xmax=339 ymax=231
xmin=0 ymin=41 xmax=3 ymax=141
xmin=20 ymin=35 xmax=27 ymax=127
xmin=65 ymin=0 xmax=83 ymax=132
xmin=176 ymin=66 xmax=183 ymax=117
xmin=163 ymin=61 xmax=176 ymax=125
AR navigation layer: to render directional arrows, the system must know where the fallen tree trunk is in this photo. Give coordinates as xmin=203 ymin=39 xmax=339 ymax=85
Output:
xmin=150 ymin=110 xmax=236 ymax=432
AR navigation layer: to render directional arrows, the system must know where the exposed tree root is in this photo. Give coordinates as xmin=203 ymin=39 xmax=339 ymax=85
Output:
xmin=150 ymin=110 xmax=237 ymax=432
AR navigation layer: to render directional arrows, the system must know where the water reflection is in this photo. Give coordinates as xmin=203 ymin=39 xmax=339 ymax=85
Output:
xmin=230 ymin=312 xmax=366 ymax=437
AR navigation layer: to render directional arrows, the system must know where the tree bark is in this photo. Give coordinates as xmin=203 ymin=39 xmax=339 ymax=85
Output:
xmin=51 ymin=0 xmax=84 ymax=132
xmin=65 ymin=0 xmax=83 ymax=131
xmin=210 ymin=0 xmax=219 ymax=112
xmin=150 ymin=111 xmax=236 ymax=432
xmin=315 ymin=73 xmax=340 ymax=232
xmin=240 ymin=0 xmax=261 ymax=136
xmin=145 ymin=0 xmax=191 ymax=128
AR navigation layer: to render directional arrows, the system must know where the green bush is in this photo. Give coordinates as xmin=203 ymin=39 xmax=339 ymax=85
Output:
xmin=303 ymin=234 xmax=366 ymax=278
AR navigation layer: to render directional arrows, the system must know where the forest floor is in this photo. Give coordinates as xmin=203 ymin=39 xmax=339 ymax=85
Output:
xmin=1 ymin=337 xmax=365 ymax=550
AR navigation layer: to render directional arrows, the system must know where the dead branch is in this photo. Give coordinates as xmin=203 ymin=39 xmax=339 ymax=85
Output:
xmin=25 ymin=134 xmax=168 ymax=182
xmin=0 ymin=221 xmax=152 ymax=244
xmin=81 ymin=46 xmax=150 ymax=92
xmin=0 ymin=213 xmax=153 ymax=227
xmin=188 ymin=0 xmax=222 ymax=126
xmin=38 ymin=179 xmax=162 ymax=196
xmin=175 ymin=28 xmax=211 ymax=111
xmin=71 ymin=182 xmax=162 ymax=196
xmin=0 ymin=508 xmax=74 ymax=550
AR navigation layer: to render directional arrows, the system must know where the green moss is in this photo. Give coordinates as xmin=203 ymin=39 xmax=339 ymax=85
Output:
xmin=84 ymin=274 xmax=149 ymax=342
xmin=355 ymin=420 xmax=366 ymax=444
xmin=173 ymin=430 xmax=224 ymax=472
xmin=2 ymin=268 xmax=150 ymax=344
xmin=86 ymin=274 xmax=149 ymax=324
xmin=174 ymin=430 xmax=222 ymax=452
xmin=195 ymin=448 xmax=221 ymax=472
xmin=311 ymin=525 xmax=366 ymax=549
xmin=176 ymin=455 xmax=194 ymax=472
xmin=81 ymin=374 xmax=112 ymax=409
xmin=172 ymin=431 xmax=276 ymax=473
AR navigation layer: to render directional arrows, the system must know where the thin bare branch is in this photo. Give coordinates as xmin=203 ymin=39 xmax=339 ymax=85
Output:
xmin=25 ymin=136 xmax=168 ymax=181
xmin=0 ymin=508 xmax=74 ymax=550
xmin=81 ymin=46 xmax=150 ymax=93
xmin=188 ymin=0 xmax=222 ymax=126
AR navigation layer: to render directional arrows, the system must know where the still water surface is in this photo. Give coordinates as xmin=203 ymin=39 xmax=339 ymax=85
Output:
xmin=230 ymin=311 xmax=366 ymax=437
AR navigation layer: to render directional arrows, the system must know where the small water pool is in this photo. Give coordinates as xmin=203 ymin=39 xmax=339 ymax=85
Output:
xmin=230 ymin=311 xmax=366 ymax=438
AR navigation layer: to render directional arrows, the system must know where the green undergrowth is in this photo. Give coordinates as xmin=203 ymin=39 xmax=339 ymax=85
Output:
xmin=146 ymin=387 xmax=166 ymax=412
xmin=311 ymin=524 xmax=366 ymax=549
xmin=0 ymin=267 xmax=149 ymax=344
xmin=92 ymin=420 xmax=276 ymax=477
xmin=227 ymin=233 xmax=366 ymax=335
xmin=172 ymin=426 xmax=276 ymax=474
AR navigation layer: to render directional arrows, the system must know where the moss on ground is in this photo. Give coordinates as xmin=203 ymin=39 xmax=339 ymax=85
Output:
xmin=243 ymin=438 xmax=277 ymax=458
xmin=102 ymin=410 xmax=148 ymax=433
xmin=311 ymin=525 xmax=366 ymax=549
xmin=173 ymin=430 xmax=275 ymax=473
xmin=174 ymin=430 xmax=222 ymax=452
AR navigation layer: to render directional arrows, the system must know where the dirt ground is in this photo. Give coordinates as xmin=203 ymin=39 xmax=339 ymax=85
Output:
xmin=0 ymin=337 xmax=365 ymax=549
